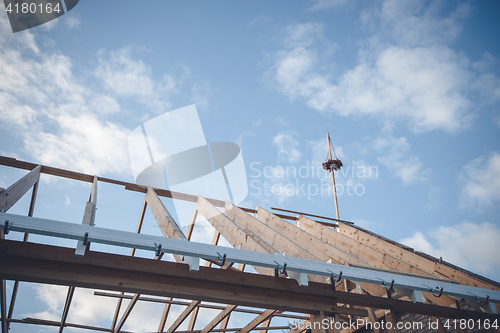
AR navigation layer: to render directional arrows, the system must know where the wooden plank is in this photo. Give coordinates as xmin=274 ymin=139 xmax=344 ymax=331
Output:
xmin=157 ymin=297 xmax=173 ymax=332
xmin=367 ymin=308 xmax=381 ymax=333
xmin=165 ymin=301 xmax=201 ymax=333
xmin=200 ymin=304 xmax=237 ymax=333
xmin=1 ymin=279 xmax=6 ymax=333
xmin=338 ymin=220 xmax=500 ymax=312
xmin=253 ymin=207 xmax=386 ymax=295
xmin=0 ymin=164 xmax=40 ymax=213
xmin=296 ymin=214 xmax=458 ymax=308
xmin=146 ymin=186 xmax=187 ymax=263
xmin=4 ymin=240 xmax=499 ymax=320
xmin=7 ymin=179 xmax=39 ymax=330
xmin=147 ymin=186 xmax=186 ymax=240
xmin=111 ymin=195 xmax=147 ymax=331
xmin=186 ymin=203 xmax=198 ymax=241
xmin=237 ymin=309 xmax=279 ymax=333
xmin=75 ymin=176 xmax=98 ymax=256
xmin=94 ymin=292 xmax=307 ymax=319
xmin=113 ymin=293 xmax=140 ymax=333
xmin=270 ymin=207 xmax=353 ymax=225
xmin=0 ymin=156 xmax=226 ymax=207
xmin=188 ymin=230 xmax=222 ymax=332
xmin=8 ymin=317 xmax=133 ymax=332
xmin=258 ymin=317 xmax=272 ymax=333
xmin=196 ymin=196 xmax=274 ymax=276
xmin=58 ymin=286 xmax=75 ymax=333
xmin=295 ymin=213 xmax=430 ymax=275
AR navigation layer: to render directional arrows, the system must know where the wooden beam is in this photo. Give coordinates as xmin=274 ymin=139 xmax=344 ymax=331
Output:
xmin=338 ymin=222 xmax=500 ymax=290
xmin=94 ymin=292 xmax=307 ymax=319
xmin=296 ymin=213 xmax=430 ymax=275
xmin=8 ymin=317 xmax=133 ymax=332
xmin=258 ymin=318 xmax=272 ymax=333
xmin=1 ymin=279 xmax=6 ymax=333
xmin=200 ymin=304 xmax=237 ymax=333
xmin=111 ymin=195 xmax=148 ymax=331
xmin=337 ymin=220 xmax=500 ymax=311
xmin=166 ymin=301 xmax=201 ymax=333
xmin=0 ymin=156 xmax=225 ymax=207
xmin=187 ymin=230 xmax=223 ymax=332
xmin=7 ymin=179 xmax=39 ymax=330
xmin=157 ymin=297 xmax=173 ymax=332
xmin=114 ymin=188 xmax=187 ymax=332
xmin=3 ymin=240 xmax=497 ymax=320
xmin=147 ymin=186 xmax=186 ymax=240
xmin=254 ymin=208 xmax=386 ymax=296
xmin=58 ymin=286 xmax=75 ymax=333
xmin=237 ymin=309 xmax=279 ymax=333
xmin=270 ymin=207 xmax=353 ymax=225
xmin=296 ymin=214 xmax=458 ymax=308
xmin=0 ymin=164 xmax=40 ymax=213
xmin=196 ymin=196 xmax=274 ymax=276
xmin=186 ymin=203 xmax=198 ymax=241
xmin=113 ymin=293 xmax=140 ymax=333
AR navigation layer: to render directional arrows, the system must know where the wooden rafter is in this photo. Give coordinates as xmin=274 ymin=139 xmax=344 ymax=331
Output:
xmin=1 ymin=156 xmax=500 ymax=333
xmin=4 ymin=240 xmax=498 ymax=319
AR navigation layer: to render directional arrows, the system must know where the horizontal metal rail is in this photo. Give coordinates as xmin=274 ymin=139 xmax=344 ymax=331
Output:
xmin=0 ymin=212 xmax=499 ymax=312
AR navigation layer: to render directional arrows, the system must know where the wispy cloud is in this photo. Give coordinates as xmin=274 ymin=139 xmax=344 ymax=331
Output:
xmin=95 ymin=47 xmax=179 ymax=114
xmin=459 ymin=152 xmax=500 ymax=211
xmin=265 ymin=1 xmax=498 ymax=133
xmin=309 ymin=0 xmax=349 ymax=12
xmin=374 ymin=135 xmax=428 ymax=185
xmin=0 ymin=10 xmax=192 ymax=178
xmin=400 ymin=221 xmax=500 ymax=277
xmin=272 ymin=131 xmax=302 ymax=163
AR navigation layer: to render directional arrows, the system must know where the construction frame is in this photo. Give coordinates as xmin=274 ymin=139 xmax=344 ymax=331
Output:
xmin=1 ymin=155 xmax=500 ymax=333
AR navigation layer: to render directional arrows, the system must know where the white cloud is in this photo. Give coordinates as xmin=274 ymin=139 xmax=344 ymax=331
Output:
xmin=309 ymin=0 xmax=349 ymax=12
xmin=95 ymin=47 xmax=178 ymax=113
xmin=282 ymin=23 xmax=324 ymax=49
xmin=0 ymin=21 xmax=131 ymax=176
xmin=459 ymin=152 xmax=500 ymax=210
xmin=265 ymin=1 xmax=498 ymax=133
xmin=374 ymin=135 xmax=428 ymax=185
xmin=0 ymin=10 xmax=191 ymax=178
xmin=400 ymin=221 xmax=500 ymax=276
xmin=365 ymin=0 xmax=470 ymax=47
xmin=272 ymin=131 xmax=302 ymax=163
xmin=64 ymin=16 xmax=80 ymax=30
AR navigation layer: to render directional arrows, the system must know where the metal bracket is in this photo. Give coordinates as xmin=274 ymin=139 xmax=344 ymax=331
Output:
xmin=217 ymin=252 xmax=226 ymax=266
xmin=327 ymin=270 xmax=343 ymax=285
xmin=274 ymin=261 xmax=287 ymax=275
xmin=383 ymin=279 xmax=395 ymax=292
xmin=3 ymin=220 xmax=10 ymax=235
xmin=477 ymin=295 xmax=490 ymax=306
xmin=154 ymin=243 xmax=162 ymax=257
xmin=82 ymin=232 xmax=89 ymax=246
xmin=432 ymin=286 xmax=444 ymax=298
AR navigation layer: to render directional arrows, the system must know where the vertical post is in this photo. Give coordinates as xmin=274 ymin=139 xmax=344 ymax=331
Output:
xmin=7 ymin=180 xmax=40 ymax=329
xmin=326 ymin=133 xmax=340 ymax=220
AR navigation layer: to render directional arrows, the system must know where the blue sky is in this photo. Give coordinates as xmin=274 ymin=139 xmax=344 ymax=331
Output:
xmin=1 ymin=0 xmax=500 ymax=331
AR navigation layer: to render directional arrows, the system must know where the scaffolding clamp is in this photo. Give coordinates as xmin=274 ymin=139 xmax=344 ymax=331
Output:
xmin=328 ymin=270 xmax=343 ymax=285
xmin=274 ymin=261 xmax=287 ymax=275
xmin=154 ymin=243 xmax=162 ymax=257
xmin=217 ymin=252 xmax=227 ymax=266
xmin=3 ymin=220 xmax=10 ymax=235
